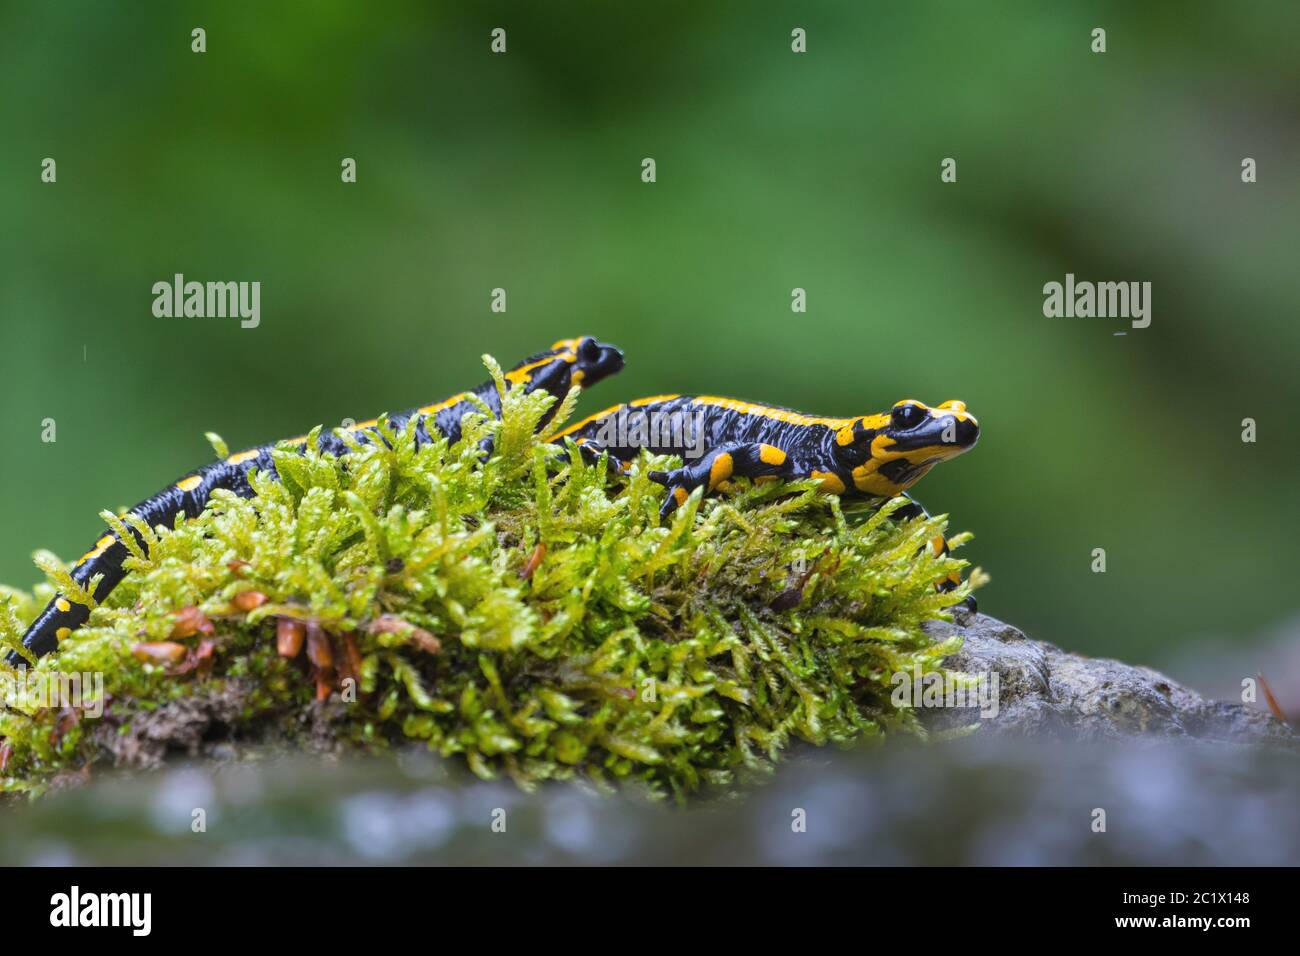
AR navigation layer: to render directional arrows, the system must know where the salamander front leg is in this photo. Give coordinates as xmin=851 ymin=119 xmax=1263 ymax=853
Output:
xmin=648 ymin=442 xmax=796 ymax=520
xmin=892 ymin=494 xmax=976 ymax=612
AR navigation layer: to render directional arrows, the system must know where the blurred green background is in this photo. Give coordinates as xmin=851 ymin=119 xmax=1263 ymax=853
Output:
xmin=2 ymin=1 xmax=1297 ymax=668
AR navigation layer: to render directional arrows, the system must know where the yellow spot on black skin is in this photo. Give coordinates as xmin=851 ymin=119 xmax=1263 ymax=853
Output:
xmin=55 ymin=598 xmax=71 ymax=612
xmin=56 ymin=627 xmax=70 ymax=641
xmin=226 ymin=449 xmax=260 ymax=466
xmin=77 ymin=533 xmax=117 ymax=565
xmin=177 ymin=475 xmax=202 ymax=492
xmin=848 ymin=403 xmax=978 ymax=496
xmin=930 ymin=534 xmax=946 ymax=556
xmin=673 ymin=487 xmax=689 ymax=506
xmin=936 ymin=399 xmax=973 ymax=423
xmin=758 ymin=444 xmax=786 ymax=466
xmin=851 ymin=463 xmax=913 ymax=497
xmin=811 ymin=470 xmax=845 ymax=494
xmin=709 ymin=452 xmax=734 ymax=488
xmin=505 ymin=348 xmax=576 ymax=387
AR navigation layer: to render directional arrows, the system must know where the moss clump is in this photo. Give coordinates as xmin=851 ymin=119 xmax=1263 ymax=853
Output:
xmin=1 ymin=358 xmax=977 ymax=801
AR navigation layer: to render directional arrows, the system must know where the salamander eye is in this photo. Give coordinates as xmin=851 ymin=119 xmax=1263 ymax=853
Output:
xmin=891 ymin=403 xmax=926 ymax=429
xmin=578 ymin=337 xmax=600 ymax=361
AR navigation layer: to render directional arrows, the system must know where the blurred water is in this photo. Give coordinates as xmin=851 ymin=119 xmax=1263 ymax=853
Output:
xmin=3 ymin=737 xmax=1296 ymax=865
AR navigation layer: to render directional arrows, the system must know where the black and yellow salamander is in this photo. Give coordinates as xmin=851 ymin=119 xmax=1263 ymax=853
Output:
xmin=10 ymin=337 xmax=624 ymax=664
xmin=551 ymin=393 xmax=979 ymax=601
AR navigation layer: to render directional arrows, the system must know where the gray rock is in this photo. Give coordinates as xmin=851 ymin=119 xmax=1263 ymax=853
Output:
xmin=7 ymin=612 xmax=1299 ymax=865
xmin=923 ymin=611 xmax=1296 ymax=745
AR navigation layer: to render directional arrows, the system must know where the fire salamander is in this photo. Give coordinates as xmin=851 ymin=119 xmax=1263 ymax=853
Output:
xmin=551 ymin=393 xmax=980 ymax=604
xmin=10 ymin=337 xmax=624 ymax=664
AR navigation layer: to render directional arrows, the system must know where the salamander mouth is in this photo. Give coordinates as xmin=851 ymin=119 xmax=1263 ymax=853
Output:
xmin=890 ymin=413 xmax=979 ymax=455
xmin=878 ymin=457 xmax=936 ymax=486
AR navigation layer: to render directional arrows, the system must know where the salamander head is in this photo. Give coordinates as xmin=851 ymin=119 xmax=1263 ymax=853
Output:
xmin=562 ymin=335 xmax=625 ymax=389
xmin=833 ymin=399 xmax=979 ymax=497
xmin=506 ymin=336 xmax=625 ymax=397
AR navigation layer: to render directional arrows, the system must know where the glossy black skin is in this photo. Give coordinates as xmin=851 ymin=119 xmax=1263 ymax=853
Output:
xmin=571 ymin=397 xmax=826 ymax=459
xmin=9 ymin=337 xmax=624 ymax=665
xmin=556 ymin=394 xmax=980 ymax=609
xmin=558 ymin=396 xmax=977 ymax=512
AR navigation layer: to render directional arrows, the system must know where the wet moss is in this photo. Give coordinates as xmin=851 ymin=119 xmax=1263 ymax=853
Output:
xmin=1 ymin=357 xmax=979 ymax=801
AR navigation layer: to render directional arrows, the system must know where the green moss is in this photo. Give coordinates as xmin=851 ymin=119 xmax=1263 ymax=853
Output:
xmin=0 ymin=357 xmax=978 ymax=801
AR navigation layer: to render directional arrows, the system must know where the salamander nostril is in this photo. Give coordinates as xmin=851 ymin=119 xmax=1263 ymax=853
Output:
xmin=579 ymin=337 xmax=600 ymax=361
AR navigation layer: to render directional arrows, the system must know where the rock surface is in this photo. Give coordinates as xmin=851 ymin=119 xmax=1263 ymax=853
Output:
xmin=8 ymin=612 xmax=1299 ymax=865
xmin=71 ymin=610 xmax=1297 ymax=776
xmin=924 ymin=611 xmax=1295 ymax=744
